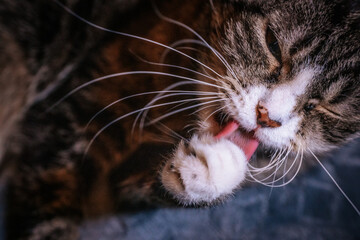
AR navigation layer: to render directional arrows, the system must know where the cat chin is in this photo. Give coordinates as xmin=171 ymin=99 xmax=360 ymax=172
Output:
xmin=255 ymin=116 xmax=301 ymax=149
xmin=160 ymin=134 xmax=248 ymax=205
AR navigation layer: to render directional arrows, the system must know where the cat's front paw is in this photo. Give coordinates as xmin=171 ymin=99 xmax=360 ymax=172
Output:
xmin=161 ymin=134 xmax=248 ymax=205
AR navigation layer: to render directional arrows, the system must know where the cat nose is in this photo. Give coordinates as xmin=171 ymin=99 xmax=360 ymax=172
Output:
xmin=256 ymin=103 xmax=282 ymax=128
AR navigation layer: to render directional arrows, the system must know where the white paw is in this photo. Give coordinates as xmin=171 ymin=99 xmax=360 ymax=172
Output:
xmin=161 ymin=134 xmax=248 ymax=204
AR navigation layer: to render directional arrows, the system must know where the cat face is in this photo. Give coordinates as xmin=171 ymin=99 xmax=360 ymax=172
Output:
xmin=200 ymin=0 xmax=360 ymax=153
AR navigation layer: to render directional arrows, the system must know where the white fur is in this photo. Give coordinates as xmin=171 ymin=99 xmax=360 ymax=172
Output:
xmin=252 ymin=69 xmax=316 ymax=148
xmin=231 ymin=85 xmax=267 ymax=131
xmin=161 ymin=134 xmax=248 ymax=204
xmin=227 ymin=68 xmax=316 ymax=148
xmin=263 ymin=69 xmax=315 ymax=122
xmin=256 ymin=116 xmax=301 ymax=148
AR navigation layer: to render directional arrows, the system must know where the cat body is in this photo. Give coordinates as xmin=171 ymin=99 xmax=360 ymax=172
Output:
xmin=0 ymin=0 xmax=359 ymax=239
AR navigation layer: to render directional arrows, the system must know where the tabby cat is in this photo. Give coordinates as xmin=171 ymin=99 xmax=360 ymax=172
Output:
xmin=0 ymin=0 xmax=359 ymax=239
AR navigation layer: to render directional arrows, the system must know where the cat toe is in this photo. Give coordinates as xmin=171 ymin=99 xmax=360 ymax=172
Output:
xmin=161 ymin=134 xmax=248 ymax=205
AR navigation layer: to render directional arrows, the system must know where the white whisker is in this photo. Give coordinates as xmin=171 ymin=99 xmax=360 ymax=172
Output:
xmin=135 ymin=81 xmax=219 ymax=135
xmin=269 ymin=149 xmax=302 ymax=187
xmin=248 ymin=146 xmax=294 ymax=185
xmin=53 ymin=0 xmax=223 ymax=78
xmin=191 ymin=103 xmax=220 ymax=115
xmin=153 ymin=4 xmax=239 ymax=81
xmin=135 ymin=81 xmax=195 ymax=135
xmin=130 ymin=51 xmax=220 ymax=83
xmin=145 ymin=99 xmax=224 ymax=126
xmin=48 ymin=71 xmax=225 ymax=111
xmin=258 ymin=149 xmax=304 ymax=188
xmin=150 ymin=118 xmax=187 ymax=142
xmin=160 ymin=38 xmax=203 ymax=63
xmin=248 ymin=147 xmax=288 ymax=174
xmin=86 ymin=89 xmax=218 ymax=129
xmin=308 ymin=148 xmax=360 ymax=216
xmin=84 ymin=98 xmax=220 ymax=157
xmin=204 ymin=105 xmax=227 ymax=122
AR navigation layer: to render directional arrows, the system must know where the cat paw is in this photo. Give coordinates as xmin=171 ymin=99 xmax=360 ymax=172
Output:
xmin=161 ymin=134 xmax=248 ymax=204
xmin=28 ymin=218 xmax=78 ymax=240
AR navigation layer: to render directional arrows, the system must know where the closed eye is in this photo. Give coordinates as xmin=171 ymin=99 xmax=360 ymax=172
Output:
xmin=317 ymin=105 xmax=343 ymax=118
xmin=266 ymin=26 xmax=282 ymax=63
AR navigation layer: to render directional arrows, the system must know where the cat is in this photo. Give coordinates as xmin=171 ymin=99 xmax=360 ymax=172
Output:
xmin=0 ymin=0 xmax=359 ymax=239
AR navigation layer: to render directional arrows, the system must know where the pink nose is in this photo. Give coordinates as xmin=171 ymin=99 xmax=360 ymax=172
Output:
xmin=256 ymin=103 xmax=282 ymax=128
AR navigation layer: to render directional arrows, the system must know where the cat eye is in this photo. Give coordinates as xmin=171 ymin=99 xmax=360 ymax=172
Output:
xmin=304 ymin=103 xmax=316 ymax=112
xmin=266 ymin=26 xmax=282 ymax=63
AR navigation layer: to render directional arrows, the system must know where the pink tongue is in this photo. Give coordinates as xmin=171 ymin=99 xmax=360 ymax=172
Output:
xmin=215 ymin=121 xmax=259 ymax=161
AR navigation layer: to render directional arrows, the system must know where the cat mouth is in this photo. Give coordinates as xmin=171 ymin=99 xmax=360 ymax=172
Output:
xmin=215 ymin=120 xmax=259 ymax=161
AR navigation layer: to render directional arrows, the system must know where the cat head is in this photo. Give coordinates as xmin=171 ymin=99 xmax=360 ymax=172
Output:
xmin=199 ymin=0 xmax=360 ymax=153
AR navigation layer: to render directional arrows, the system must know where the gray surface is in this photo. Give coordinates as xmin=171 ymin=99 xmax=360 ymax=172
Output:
xmin=1 ymin=139 xmax=359 ymax=240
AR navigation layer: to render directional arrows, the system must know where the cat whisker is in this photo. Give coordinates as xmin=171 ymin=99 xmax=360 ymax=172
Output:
xmin=134 ymin=81 xmax=196 ymax=136
xmin=268 ymin=149 xmax=303 ymax=188
xmin=158 ymin=96 xmax=221 ymax=113
xmin=145 ymin=99 xmax=224 ymax=127
xmin=150 ymin=118 xmax=187 ymax=143
xmin=167 ymin=100 xmax=195 ymax=113
xmin=191 ymin=103 xmax=220 ymax=116
xmin=274 ymin=151 xmax=289 ymax=184
xmin=136 ymin=83 xmax=220 ymax=135
xmin=84 ymin=98 xmax=222 ymax=157
xmin=269 ymin=153 xmax=285 ymax=196
xmin=176 ymin=46 xmax=204 ymax=53
xmin=248 ymin=149 xmax=280 ymax=174
xmin=86 ymin=89 xmax=219 ymax=129
xmin=184 ymin=119 xmax=205 ymax=134
xmin=48 ymin=70 xmax=225 ymax=111
xmin=308 ymin=148 xmax=360 ymax=216
xmin=153 ymin=4 xmax=239 ymax=82
xmin=270 ymin=148 xmax=302 ymax=187
xmin=130 ymin=51 xmax=221 ymax=84
xmin=209 ymin=0 xmax=216 ymax=12
xmin=142 ymin=134 xmax=176 ymax=145
xmin=53 ymin=0 xmax=223 ymax=78
xmin=167 ymin=36 xmax=238 ymax=91
xmin=166 ymin=93 xmax=219 ymax=112
xmin=248 ymin=146 xmax=293 ymax=184
xmin=248 ymin=158 xmax=287 ymax=184
xmin=135 ymin=82 xmax=220 ymax=136
xmin=204 ymin=105 xmax=227 ymax=122
xmin=164 ymin=98 xmax=207 ymax=116
xmin=248 ymin=147 xmax=287 ymax=174
xmin=249 ymin=144 xmax=301 ymax=185
xmin=256 ymin=146 xmax=303 ymax=188
xmin=282 ymin=154 xmax=289 ymax=185
xmin=160 ymin=38 xmax=204 ymax=63
xmin=219 ymin=109 xmax=230 ymax=126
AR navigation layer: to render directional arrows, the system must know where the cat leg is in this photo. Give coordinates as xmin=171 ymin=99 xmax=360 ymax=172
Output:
xmin=160 ymin=134 xmax=248 ymax=205
xmin=24 ymin=218 xmax=79 ymax=240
